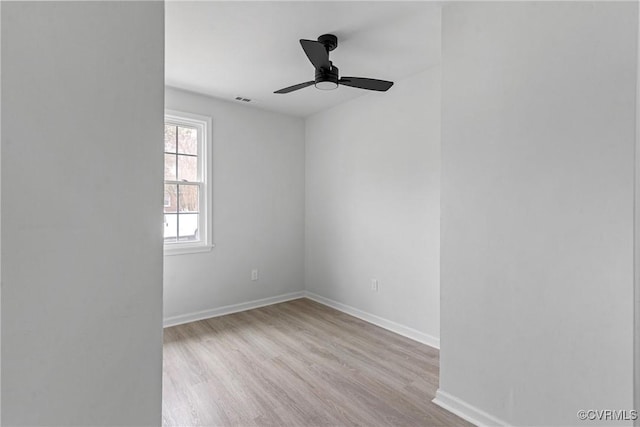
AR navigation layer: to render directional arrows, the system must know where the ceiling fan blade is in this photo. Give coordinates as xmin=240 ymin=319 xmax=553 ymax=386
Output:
xmin=300 ymin=39 xmax=330 ymax=70
xmin=339 ymin=77 xmax=394 ymax=92
xmin=274 ymin=81 xmax=315 ymax=94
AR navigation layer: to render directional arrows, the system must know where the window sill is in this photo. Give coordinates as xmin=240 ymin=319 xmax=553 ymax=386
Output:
xmin=164 ymin=244 xmax=214 ymax=256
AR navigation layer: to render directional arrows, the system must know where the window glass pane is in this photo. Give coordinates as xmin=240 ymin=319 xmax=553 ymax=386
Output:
xmin=164 ymin=184 xmax=177 ymax=213
xmin=164 ymin=116 xmax=208 ymax=250
xmin=178 ymin=213 xmax=199 ymax=242
xmin=177 ymin=154 xmax=197 ymax=182
xmin=165 ymin=125 xmax=177 ymax=153
xmin=178 ymin=126 xmax=198 ymax=155
xmin=164 ymin=213 xmax=178 ymax=242
xmin=179 ymin=184 xmax=199 ymax=213
xmin=164 ymin=154 xmax=177 ymax=181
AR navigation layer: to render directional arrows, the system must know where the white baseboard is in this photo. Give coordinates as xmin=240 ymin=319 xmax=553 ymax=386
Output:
xmin=163 ymin=291 xmax=305 ymax=328
xmin=433 ymin=389 xmax=509 ymax=427
xmin=304 ymin=291 xmax=440 ymax=349
xmin=164 ymin=291 xmax=440 ymax=351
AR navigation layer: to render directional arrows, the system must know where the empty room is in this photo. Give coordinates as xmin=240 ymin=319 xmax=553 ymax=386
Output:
xmin=162 ymin=1 xmax=444 ymax=425
xmin=1 ymin=1 xmax=639 ymax=427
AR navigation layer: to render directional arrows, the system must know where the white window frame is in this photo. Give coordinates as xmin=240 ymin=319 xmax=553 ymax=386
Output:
xmin=164 ymin=110 xmax=213 ymax=256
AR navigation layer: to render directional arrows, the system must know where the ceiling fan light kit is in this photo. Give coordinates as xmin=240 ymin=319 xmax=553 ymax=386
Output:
xmin=315 ymin=66 xmax=339 ymax=90
xmin=274 ymin=34 xmax=394 ymax=94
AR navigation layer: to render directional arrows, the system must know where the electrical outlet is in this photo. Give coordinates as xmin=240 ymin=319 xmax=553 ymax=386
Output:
xmin=251 ymin=269 xmax=259 ymax=281
xmin=371 ymin=279 xmax=378 ymax=292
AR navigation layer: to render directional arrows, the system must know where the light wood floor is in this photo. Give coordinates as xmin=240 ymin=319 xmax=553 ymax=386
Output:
xmin=162 ymin=298 xmax=470 ymax=427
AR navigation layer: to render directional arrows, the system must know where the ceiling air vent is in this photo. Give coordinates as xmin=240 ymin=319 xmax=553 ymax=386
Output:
xmin=234 ymin=96 xmax=251 ymax=102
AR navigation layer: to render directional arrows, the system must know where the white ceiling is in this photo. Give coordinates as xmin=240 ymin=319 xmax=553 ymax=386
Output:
xmin=166 ymin=1 xmax=441 ymax=117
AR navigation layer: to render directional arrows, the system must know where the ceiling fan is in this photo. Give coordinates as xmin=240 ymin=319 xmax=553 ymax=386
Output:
xmin=274 ymin=34 xmax=394 ymax=94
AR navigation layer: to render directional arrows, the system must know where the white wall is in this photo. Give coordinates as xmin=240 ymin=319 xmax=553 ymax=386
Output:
xmin=305 ymin=67 xmax=442 ymax=344
xmin=636 ymin=4 xmax=640 ymax=420
xmin=0 ymin=2 xmax=3 ymax=421
xmin=1 ymin=2 xmax=164 ymax=425
xmin=438 ymin=2 xmax=637 ymax=425
xmin=163 ymin=88 xmax=305 ymax=322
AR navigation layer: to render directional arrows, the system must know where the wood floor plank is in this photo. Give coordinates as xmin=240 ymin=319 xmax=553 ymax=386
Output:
xmin=163 ymin=298 xmax=471 ymax=427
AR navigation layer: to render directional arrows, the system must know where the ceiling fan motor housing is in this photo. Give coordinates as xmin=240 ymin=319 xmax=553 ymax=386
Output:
xmin=315 ymin=65 xmax=339 ymax=90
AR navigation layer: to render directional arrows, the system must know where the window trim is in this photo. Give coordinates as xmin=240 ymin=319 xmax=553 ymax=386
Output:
xmin=164 ymin=109 xmax=213 ymax=256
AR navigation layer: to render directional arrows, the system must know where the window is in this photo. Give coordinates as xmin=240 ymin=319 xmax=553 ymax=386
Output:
xmin=164 ymin=110 xmax=212 ymax=255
